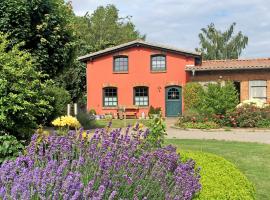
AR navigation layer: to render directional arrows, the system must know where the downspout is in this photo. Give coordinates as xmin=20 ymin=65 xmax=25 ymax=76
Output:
xmin=192 ymin=69 xmax=196 ymax=77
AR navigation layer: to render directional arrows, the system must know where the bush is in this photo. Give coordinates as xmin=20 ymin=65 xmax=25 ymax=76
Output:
xmin=216 ymin=104 xmax=270 ymax=128
xmin=0 ymin=33 xmax=52 ymax=140
xmin=0 ymin=134 xmax=24 ymax=164
xmin=77 ymin=112 xmax=97 ymax=129
xmin=181 ymin=151 xmax=255 ymax=200
xmin=183 ymin=82 xmax=204 ymax=111
xmin=51 ymin=116 xmax=81 ymax=134
xmin=44 ymin=86 xmax=71 ymax=124
xmin=256 ymin=118 xmax=270 ymax=128
xmin=144 ymin=114 xmax=167 ymax=148
xmin=0 ymin=129 xmax=201 ymax=199
xmin=200 ymin=81 xmax=239 ymax=115
xmin=148 ymin=106 xmax=162 ymax=116
xmin=180 ymin=121 xmax=220 ymax=129
xmin=237 ymin=99 xmax=268 ymax=108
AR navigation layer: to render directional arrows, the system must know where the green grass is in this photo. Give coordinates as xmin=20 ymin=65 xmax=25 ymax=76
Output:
xmin=165 ymin=139 xmax=270 ymax=200
xmin=94 ymin=119 xmax=150 ymax=128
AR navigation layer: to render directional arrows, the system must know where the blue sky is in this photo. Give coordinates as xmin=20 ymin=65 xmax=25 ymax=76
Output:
xmin=70 ymin=0 xmax=270 ymax=58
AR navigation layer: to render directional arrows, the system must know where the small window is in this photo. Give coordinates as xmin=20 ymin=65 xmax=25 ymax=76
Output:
xmin=134 ymin=87 xmax=149 ymax=106
xmin=249 ymin=80 xmax=267 ymax=102
xmin=114 ymin=56 xmax=128 ymax=72
xmin=151 ymin=55 xmax=166 ymax=71
xmin=168 ymin=88 xmax=180 ymax=100
xmin=103 ymin=87 xmax=118 ymax=107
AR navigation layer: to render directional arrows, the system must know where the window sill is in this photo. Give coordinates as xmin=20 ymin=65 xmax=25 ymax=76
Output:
xmin=102 ymin=107 xmax=118 ymax=110
xmin=113 ymin=71 xmax=128 ymax=74
xmin=135 ymin=106 xmax=149 ymax=108
xmin=151 ymin=70 xmax=167 ymax=73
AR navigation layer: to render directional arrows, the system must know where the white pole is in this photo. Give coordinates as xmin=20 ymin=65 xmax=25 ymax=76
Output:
xmin=67 ymin=104 xmax=71 ymax=116
xmin=74 ymin=103 xmax=78 ymax=116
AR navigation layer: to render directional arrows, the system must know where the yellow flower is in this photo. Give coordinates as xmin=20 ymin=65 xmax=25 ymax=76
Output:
xmin=52 ymin=116 xmax=81 ymax=128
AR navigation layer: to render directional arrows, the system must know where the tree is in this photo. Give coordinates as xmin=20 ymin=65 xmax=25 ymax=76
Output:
xmin=58 ymin=4 xmax=145 ymax=101
xmin=0 ymin=33 xmax=52 ymax=140
xmin=196 ymin=23 xmax=248 ymax=60
xmin=0 ymin=0 xmax=76 ymax=78
xmin=200 ymin=82 xmax=239 ymax=115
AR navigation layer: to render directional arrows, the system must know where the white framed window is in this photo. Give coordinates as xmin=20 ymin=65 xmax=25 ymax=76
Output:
xmin=249 ymin=80 xmax=267 ymax=102
xmin=103 ymin=87 xmax=118 ymax=107
xmin=114 ymin=56 xmax=128 ymax=72
xmin=151 ymin=55 xmax=166 ymax=71
xmin=134 ymin=87 xmax=149 ymax=106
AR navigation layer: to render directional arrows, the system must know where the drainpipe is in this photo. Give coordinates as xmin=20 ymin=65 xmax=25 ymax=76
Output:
xmin=192 ymin=69 xmax=196 ymax=76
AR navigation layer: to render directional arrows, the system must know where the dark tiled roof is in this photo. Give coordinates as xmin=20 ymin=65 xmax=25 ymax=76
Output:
xmin=78 ymin=40 xmax=201 ymax=62
xmin=186 ymin=58 xmax=270 ymax=71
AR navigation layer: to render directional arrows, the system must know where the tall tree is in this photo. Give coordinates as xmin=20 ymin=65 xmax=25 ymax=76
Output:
xmin=0 ymin=33 xmax=52 ymax=140
xmin=58 ymin=4 xmax=145 ymax=101
xmin=0 ymin=0 xmax=76 ymax=78
xmin=196 ymin=23 xmax=248 ymax=60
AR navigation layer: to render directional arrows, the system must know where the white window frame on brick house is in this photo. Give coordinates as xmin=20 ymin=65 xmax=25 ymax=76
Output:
xmin=249 ymin=80 xmax=267 ymax=102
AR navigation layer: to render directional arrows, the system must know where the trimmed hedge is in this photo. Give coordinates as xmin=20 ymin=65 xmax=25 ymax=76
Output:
xmin=180 ymin=151 xmax=255 ymax=200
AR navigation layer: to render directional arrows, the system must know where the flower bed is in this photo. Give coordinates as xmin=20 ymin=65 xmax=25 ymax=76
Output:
xmin=176 ymin=103 xmax=270 ymax=129
xmin=0 ymin=127 xmax=201 ymax=199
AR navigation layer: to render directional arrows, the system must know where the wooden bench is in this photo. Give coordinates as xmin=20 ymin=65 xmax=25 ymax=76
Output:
xmin=117 ymin=106 xmax=139 ymax=119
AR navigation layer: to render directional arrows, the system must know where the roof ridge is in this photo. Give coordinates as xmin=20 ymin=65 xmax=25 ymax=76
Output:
xmin=78 ymin=40 xmax=201 ymax=62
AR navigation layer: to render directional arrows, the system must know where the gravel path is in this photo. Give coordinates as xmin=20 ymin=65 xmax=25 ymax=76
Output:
xmin=165 ymin=118 xmax=270 ymax=144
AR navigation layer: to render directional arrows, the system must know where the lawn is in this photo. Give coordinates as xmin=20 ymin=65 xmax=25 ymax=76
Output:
xmin=94 ymin=119 xmax=150 ymax=128
xmin=165 ymin=139 xmax=270 ymax=200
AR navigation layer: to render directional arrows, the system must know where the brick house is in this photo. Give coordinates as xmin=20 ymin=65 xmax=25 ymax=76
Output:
xmin=186 ymin=59 xmax=270 ymax=103
xmin=79 ymin=40 xmax=270 ymax=117
xmin=78 ymin=40 xmax=201 ymax=117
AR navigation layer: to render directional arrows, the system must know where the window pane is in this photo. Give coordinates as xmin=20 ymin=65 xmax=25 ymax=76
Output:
xmin=250 ymin=80 xmax=267 ymax=87
xmin=151 ymin=55 xmax=166 ymax=71
xmin=104 ymin=87 xmax=117 ymax=107
xmin=134 ymin=87 xmax=148 ymax=106
xmin=114 ymin=56 xmax=128 ymax=72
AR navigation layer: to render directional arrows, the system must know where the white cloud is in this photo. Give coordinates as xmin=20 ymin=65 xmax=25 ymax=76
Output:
xmin=70 ymin=0 xmax=270 ymax=57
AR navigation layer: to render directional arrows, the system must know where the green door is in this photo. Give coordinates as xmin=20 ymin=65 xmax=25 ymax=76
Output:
xmin=165 ymin=86 xmax=182 ymax=117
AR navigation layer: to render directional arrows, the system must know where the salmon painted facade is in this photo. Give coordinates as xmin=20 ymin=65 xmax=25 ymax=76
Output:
xmin=79 ymin=40 xmax=201 ymax=117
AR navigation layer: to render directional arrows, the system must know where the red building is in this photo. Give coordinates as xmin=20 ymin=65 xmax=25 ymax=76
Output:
xmin=79 ymin=40 xmax=201 ymax=117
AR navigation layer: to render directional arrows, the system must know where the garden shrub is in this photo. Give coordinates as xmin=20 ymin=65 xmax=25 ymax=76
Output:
xmin=0 ymin=128 xmax=201 ymax=199
xmin=44 ymin=85 xmax=71 ymax=124
xmin=200 ymin=81 xmax=239 ymax=115
xmin=183 ymin=82 xmax=204 ymax=111
xmin=0 ymin=134 xmax=24 ymax=164
xmin=237 ymin=99 xmax=268 ymax=108
xmin=145 ymin=114 xmax=167 ymax=148
xmin=77 ymin=112 xmax=97 ymax=129
xmin=148 ymin=106 xmax=162 ymax=116
xmin=51 ymin=116 xmax=81 ymax=134
xmin=216 ymin=104 xmax=270 ymax=128
xmin=256 ymin=118 xmax=270 ymax=128
xmin=180 ymin=121 xmax=220 ymax=129
xmin=0 ymin=33 xmax=52 ymax=140
xmin=181 ymin=151 xmax=255 ymax=200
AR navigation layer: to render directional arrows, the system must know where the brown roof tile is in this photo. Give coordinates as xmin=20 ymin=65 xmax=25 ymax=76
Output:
xmin=186 ymin=58 xmax=270 ymax=71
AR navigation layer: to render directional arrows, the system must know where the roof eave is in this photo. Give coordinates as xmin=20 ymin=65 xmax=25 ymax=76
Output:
xmin=78 ymin=42 xmax=201 ymax=62
xmin=185 ymin=67 xmax=270 ymax=71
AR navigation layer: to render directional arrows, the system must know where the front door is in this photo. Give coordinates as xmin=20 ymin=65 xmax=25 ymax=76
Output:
xmin=165 ymin=86 xmax=182 ymax=117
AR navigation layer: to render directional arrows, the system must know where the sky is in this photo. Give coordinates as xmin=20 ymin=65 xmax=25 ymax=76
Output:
xmin=70 ymin=0 xmax=270 ymax=58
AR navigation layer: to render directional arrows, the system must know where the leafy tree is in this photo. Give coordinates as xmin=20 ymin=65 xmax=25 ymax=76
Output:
xmin=0 ymin=0 xmax=76 ymax=78
xmin=0 ymin=33 xmax=52 ymax=140
xmin=196 ymin=23 xmax=248 ymax=60
xmin=59 ymin=4 xmax=145 ymax=101
xmin=200 ymin=82 xmax=239 ymax=115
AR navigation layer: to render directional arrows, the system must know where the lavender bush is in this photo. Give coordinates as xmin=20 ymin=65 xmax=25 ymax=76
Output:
xmin=0 ymin=126 xmax=201 ymax=200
